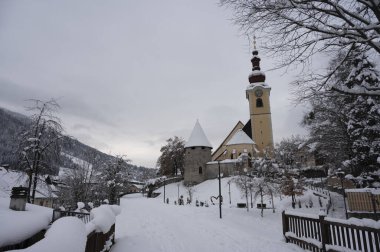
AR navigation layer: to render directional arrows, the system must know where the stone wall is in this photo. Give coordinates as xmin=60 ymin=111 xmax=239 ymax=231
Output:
xmin=206 ymin=161 xmax=237 ymax=179
xmin=184 ymin=147 xmax=211 ymax=185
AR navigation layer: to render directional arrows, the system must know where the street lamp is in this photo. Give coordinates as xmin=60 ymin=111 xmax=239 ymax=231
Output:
xmin=177 ymin=183 xmax=180 ymax=203
xmin=163 ymin=179 xmax=166 ymax=204
xmin=336 ymin=170 xmax=348 ymax=219
xmin=227 ymin=181 xmax=231 ymax=205
xmin=218 ymin=161 xmax=222 ymax=219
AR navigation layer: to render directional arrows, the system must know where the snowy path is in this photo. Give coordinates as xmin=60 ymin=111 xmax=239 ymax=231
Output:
xmin=111 ymin=195 xmax=303 ymax=252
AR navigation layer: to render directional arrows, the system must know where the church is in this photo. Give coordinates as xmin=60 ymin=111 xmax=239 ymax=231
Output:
xmin=183 ymin=47 xmax=274 ymax=185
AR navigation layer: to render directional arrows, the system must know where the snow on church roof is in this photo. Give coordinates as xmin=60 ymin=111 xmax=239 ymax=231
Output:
xmin=185 ymin=120 xmax=212 ymax=148
xmin=226 ymin=129 xmax=255 ymax=146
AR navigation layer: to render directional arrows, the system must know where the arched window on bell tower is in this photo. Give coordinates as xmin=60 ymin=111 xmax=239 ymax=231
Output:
xmin=256 ymin=98 xmax=263 ymax=108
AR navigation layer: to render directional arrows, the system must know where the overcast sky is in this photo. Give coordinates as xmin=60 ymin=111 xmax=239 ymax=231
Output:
xmin=0 ymin=0 xmax=308 ymax=168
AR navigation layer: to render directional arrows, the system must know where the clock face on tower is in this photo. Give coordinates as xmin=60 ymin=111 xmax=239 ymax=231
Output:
xmin=255 ymin=89 xmax=263 ymax=97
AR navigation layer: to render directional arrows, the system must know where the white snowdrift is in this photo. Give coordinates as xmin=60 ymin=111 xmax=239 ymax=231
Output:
xmin=0 ymin=198 xmax=52 ymax=247
xmin=86 ymin=205 xmax=121 ymax=235
xmin=9 ymin=217 xmax=87 ymax=252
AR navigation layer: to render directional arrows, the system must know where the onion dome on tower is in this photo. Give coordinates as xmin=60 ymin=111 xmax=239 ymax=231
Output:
xmin=248 ymin=37 xmax=266 ymax=85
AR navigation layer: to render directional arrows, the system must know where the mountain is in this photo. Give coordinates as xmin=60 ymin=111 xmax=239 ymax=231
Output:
xmin=0 ymin=107 xmax=156 ymax=182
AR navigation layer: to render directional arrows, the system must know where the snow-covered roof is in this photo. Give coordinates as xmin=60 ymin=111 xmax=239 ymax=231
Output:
xmin=226 ymin=129 xmax=255 ymax=146
xmin=0 ymin=167 xmax=58 ymax=199
xmin=246 ymin=82 xmax=271 ymax=91
xmin=249 ymin=70 xmax=265 ymax=78
xmin=185 ymin=120 xmax=212 ymax=148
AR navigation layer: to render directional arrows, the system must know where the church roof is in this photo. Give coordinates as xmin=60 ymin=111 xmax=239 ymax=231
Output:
xmin=242 ymin=119 xmax=252 ymax=139
xmin=226 ymin=129 xmax=255 ymax=146
xmin=185 ymin=120 xmax=212 ymax=148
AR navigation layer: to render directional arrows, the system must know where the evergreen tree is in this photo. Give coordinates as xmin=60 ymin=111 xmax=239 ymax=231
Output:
xmin=157 ymin=136 xmax=185 ymax=176
xmin=343 ymin=53 xmax=380 ymax=174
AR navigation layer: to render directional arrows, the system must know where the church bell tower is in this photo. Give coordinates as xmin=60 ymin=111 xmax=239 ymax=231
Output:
xmin=246 ymin=43 xmax=274 ymax=157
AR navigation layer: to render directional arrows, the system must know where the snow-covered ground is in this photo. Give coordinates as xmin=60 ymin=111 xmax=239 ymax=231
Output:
xmin=111 ymin=177 xmax=345 ymax=252
xmin=0 ymin=198 xmax=52 ymax=248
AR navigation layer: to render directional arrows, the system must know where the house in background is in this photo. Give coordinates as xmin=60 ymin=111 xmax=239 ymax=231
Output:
xmin=0 ymin=167 xmax=58 ymax=208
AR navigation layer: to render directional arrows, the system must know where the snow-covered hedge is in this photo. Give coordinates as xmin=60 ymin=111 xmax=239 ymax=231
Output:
xmin=86 ymin=205 xmax=121 ymax=235
xmin=4 ymin=204 xmax=121 ymax=252
xmin=9 ymin=217 xmax=87 ymax=252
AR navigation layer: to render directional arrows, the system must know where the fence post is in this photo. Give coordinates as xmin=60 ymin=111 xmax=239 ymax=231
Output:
xmin=319 ymin=215 xmax=328 ymax=251
xmin=282 ymin=211 xmax=288 ymax=242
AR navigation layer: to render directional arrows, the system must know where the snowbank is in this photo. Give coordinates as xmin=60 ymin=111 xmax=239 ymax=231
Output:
xmin=9 ymin=217 xmax=87 ymax=252
xmin=325 ymin=216 xmax=380 ymax=229
xmin=86 ymin=205 xmax=121 ymax=235
xmin=346 ymin=188 xmax=380 ymax=194
xmin=0 ymin=198 xmax=52 ymax=247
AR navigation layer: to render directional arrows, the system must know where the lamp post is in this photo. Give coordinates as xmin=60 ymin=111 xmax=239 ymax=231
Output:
xmin=177 ymin=183 xmax=180 ymax=203
xmin=218 ymin=161 xmax=222 ymax=219
xmin=163 ymin=179 xmax=166 ymax=204
xmin=228 ymin=181 xmax=231 ymax=205
xmin=337 ymin=170 xmax=348 ymax=219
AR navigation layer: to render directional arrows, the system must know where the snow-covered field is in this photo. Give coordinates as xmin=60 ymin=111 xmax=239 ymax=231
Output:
xmin=111 ymin=178 xmax=345 ymax=252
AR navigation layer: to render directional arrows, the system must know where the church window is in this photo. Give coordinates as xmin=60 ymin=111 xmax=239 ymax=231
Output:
xmin=230 ymin=153 xmax=233 ymax=159
xmin=199 ymin=166 xmax=202 ymax=174
xmin=256 ymin=98 xmax=263 ymax=107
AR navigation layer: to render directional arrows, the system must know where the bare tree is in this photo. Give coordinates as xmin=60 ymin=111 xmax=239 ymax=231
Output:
xmin=281 ymin=173 xmax=305 ymax=208
xmin=221 ymin=0 xmax=380 ymax=97
xmin=185 ymin=183 xmax=195 ymax=203
xmin=234 ymin=173 xmax=254 ymax=212
xmin=60 ymin=151 xmax=101 ymax=207
xmin=17 ymin=99 xmax=63 ymax=203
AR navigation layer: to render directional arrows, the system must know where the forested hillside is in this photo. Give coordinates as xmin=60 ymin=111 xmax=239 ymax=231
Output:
xmin=0 ymin=107 xmax=156 ymax=181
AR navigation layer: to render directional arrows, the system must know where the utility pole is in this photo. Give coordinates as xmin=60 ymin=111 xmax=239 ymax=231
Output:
xmin=218 ymin=161 xmax=222 ymax=219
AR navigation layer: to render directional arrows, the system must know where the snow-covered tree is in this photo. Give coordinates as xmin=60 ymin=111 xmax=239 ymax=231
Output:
xmin=302 ymin=51 xmax=380 ymax=175
xmin=98 ymin=155 xmax=130 ymax=205
xmin=274 ymin=135 xmax=305 ymax=167
xmin=157 ymin=136 xmax=185 ymax=176
xmin=281 ymin=173 xmax=305 ymax=208
xmin=234 ymin=173 xmax=254 ymax=212
xmin=61 ymin=151 xmax=101 ymax=207
xmin=252 ymin=158 xmax=281 ymax=215
xmin=344 ymin=53 xmax=380 ymax=173
xmin=302 ymin=95 xmax=352 ymax=169
xmin=16 ymin=99 xmax=63 ymax=203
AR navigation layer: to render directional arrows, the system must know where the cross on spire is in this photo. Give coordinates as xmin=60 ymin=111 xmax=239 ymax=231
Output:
xmin=253 ymin=35 xmax=257 ymax=50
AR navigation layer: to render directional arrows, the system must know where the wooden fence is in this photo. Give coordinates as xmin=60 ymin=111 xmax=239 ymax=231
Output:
xmin=346 ymin=191 xmax=380 ymax=213
xmin=86 ymin=224 xmax=115 ymax=252
xmin=52 ymin=210 xmax=115 ymax=252
xmin=0 ymin=229 xmax=46 ymax=252
xmin=282 ymin=211 xmax=380 ymax=252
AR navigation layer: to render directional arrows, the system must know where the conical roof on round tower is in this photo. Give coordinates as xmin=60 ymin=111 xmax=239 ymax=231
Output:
xmin=185 ymin=120 xmax=212 ymax=148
